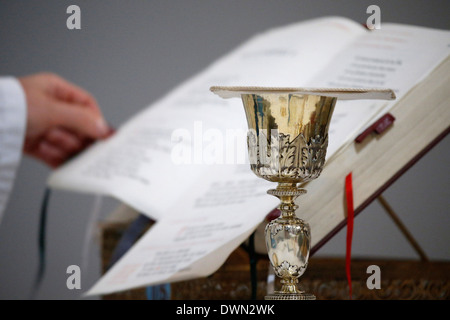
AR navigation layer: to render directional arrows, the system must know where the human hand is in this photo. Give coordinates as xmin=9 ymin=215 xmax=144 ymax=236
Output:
xmin=19 ymin=72 xmax=113 ymax=168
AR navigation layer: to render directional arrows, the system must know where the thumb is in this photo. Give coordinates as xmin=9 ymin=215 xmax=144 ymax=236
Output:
xmin=50 ymin=100 xmax=111 ymax=139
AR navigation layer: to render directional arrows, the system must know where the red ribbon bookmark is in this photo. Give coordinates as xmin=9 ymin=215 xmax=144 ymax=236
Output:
xmin=345 ymin=172 xmax=354 ymax=299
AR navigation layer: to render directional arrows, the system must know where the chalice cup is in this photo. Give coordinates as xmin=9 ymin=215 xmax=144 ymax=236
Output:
xmin=210 ymin=86 xmax=395 ymax=300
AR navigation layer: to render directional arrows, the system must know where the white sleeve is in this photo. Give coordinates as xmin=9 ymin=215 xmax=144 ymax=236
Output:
xmin=0 ymin=77 xmax=27 ymax=224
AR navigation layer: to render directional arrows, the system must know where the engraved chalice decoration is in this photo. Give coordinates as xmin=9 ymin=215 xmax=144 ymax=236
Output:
xmin=210 ymin=86 xmax=395 ymax=300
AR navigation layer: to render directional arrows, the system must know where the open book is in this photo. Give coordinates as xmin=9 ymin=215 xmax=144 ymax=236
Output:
xmin=47 ymin=16 xmax=450 ymax=296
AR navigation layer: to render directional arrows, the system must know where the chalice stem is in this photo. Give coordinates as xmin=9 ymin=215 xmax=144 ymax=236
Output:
xmin=265 ymin=183 xmax=315 ymax=300
xmin=270 ymin=183 xmax=303 ymax=218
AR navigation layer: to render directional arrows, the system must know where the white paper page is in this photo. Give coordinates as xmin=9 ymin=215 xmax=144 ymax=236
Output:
xmin=308 ymin=23 xmax=450 ymax=158
xmin=87 ymin=164 xmax=276 ymax=295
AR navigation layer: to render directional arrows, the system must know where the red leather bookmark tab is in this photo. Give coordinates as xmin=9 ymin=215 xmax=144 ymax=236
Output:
xmin=355 ymin=113 xmax=395 ymax=143
xmin=345 ymin=172 xmax=354 ymax=299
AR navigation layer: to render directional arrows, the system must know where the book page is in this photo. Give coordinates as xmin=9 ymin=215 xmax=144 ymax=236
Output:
xmin=307 ymin=23 xmax=450 ymax=158
xmin=87 ymin=164 xmax=277 ymax=295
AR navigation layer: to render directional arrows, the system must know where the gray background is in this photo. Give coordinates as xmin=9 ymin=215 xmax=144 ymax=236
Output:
xmin=0 ymin=0 xmax=448 ymax=300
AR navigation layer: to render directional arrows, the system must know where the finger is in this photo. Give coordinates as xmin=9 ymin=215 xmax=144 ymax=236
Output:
xmin=45 ymin=73 xmax=101 ymax=113
xmin=45 ymin=128 xmax=84 ymax=154
xmin=32 ymin=141 xmax=68 ymax=168
xmin=49 ymin=100 xmax=111 ymax=139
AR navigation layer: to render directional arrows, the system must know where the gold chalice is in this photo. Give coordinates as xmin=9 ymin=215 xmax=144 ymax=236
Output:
xmin=210 ymin=86 xmax=395 ymax=300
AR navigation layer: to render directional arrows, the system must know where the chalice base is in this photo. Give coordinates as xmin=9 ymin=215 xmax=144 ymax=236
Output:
xmin=265 ymin=292 xmax=316 ymax=300
xmin=265 ymin=279 xmax=316 ymax=300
